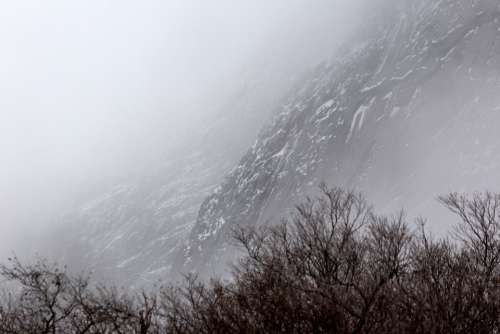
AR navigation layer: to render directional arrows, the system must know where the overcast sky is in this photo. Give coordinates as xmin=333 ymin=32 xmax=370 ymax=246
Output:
xmin=0 ymin=0 xmax=364 ymax=253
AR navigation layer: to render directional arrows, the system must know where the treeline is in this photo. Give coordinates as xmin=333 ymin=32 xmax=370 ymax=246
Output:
xmin=1 ymin=186 xmax=499 ymax=333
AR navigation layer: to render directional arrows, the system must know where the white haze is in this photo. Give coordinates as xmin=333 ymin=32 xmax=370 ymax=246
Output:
xmin=0 ymin=1 xmax=366 ymax=256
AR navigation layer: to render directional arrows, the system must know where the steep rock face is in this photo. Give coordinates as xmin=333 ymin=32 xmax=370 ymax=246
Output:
xmin=47 ymin=77 xmax=288 ymax=286
xmin=179 ymin=0 xmax=500 ymax=277
xmin=43 ymin=13 xmax=350 ymax=285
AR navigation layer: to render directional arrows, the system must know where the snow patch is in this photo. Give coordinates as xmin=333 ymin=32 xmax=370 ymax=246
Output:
xmin=346 ymin=97 xmax=376 ymax=143
xmin=315 ymin=99 xmax=335 ymax=115
xmin=361 ymin=78 xmax=386 ymax=93
xmin=383 ymin=91 xmax=393 ymax=100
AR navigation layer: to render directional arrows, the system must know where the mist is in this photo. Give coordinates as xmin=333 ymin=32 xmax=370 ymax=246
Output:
xmin=2 ymin=1 xmax=500 ymax=330
xmin=0 ymin=1 xmax=367 ymax=256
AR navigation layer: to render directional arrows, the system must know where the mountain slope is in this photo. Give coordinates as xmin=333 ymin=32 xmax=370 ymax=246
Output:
xmin=178 ymin=0 xmax=500 ymax=277
xmin=40 ymin=5 xmax=360 ymax=285
xmin=45 ymin=77 xmax=289 ymax=286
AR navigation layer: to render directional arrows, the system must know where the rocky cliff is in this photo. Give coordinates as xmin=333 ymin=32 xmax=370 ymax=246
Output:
xmin=179 ymin=0 xmax=500 ymax=277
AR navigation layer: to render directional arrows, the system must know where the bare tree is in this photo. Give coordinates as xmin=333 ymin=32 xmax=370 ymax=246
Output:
xmin=0 ymin=186 xmax=499 ymax=333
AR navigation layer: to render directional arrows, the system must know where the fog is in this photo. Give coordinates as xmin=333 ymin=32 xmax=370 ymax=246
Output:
xmin=0 ymin=1 xmax=367 ymax=255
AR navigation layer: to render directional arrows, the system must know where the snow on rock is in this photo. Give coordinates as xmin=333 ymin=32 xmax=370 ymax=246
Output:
xmin=177 ymin=0 xmax=500 ymax=278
